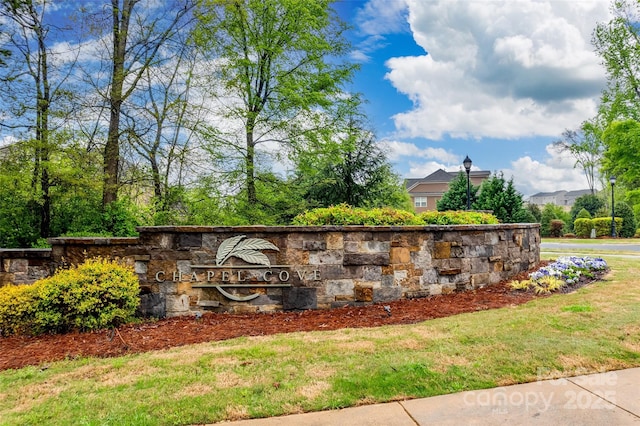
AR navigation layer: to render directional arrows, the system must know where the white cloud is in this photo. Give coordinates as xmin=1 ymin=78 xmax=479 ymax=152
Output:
xmin=502 ymin=144 xmax=592 ymax=197
xmin=0 ymin=135 xmax=18 ymax=147
xmin=375 ymin=0 xmax=610 ymax=140
xmin=354 ymin=0 xmax=409 ymax=36
xmin=380 ymin=139 xmax=458 ymax=163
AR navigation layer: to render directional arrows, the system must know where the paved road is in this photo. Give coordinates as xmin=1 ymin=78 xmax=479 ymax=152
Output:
xmin=541 ymin=242 xmax=640 ymax=252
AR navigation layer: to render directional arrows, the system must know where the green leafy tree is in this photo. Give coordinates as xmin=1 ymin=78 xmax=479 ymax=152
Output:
xmin=0 ymin=144 xmax=40 ymax=247
xmin=194 ymin=0 xmax=356 ymax=210
xmin=0 ymin=0 xmax=69 ymax=238
xmin=615 ymin=201 xmax=636 ymax=238
xmin=540 ymin=203 xmax=571 ymax=237
xmin=601 ymin=120 xmax=640 ymax=189
xmin=593 ymin=0 xmax=640 ymax=122
xmin=436 ymin=171 xmax=479 ymax=211
xmin=474 ymin=173 xmax=527 ymax=223
xmin=84 ymin=0 xmax=193 ymax=211
xmin=525 ymin=203 xmax=542 ymax=222
xmin=298 ymin=120 xmax=410 ymax=210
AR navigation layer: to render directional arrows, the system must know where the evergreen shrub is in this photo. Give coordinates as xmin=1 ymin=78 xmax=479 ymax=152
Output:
xmin=0 ymin=258 xmax=139 ymax=336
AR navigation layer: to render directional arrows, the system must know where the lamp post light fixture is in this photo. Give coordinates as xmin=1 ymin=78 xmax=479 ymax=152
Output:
xmin=463 ymin=155 xmax=472 ymax=210
xmin=610 ymin=176 xmax=617 ymax=238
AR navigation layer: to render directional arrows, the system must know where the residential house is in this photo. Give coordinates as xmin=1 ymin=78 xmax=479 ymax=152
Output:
xmin=405 ymin=169 xmax=491 ymax=212
xmin=527 ymin=189 xmax=592 ymax=210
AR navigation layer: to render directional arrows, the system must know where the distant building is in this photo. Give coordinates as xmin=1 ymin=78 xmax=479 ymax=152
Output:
xmin=527 ymin=189 xmax=592 ymax=210
xmin=405 ymin=169 xmax=491 ymax=212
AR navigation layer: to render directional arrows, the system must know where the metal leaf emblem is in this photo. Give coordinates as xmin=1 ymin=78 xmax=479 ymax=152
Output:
xmin=215 ymin=235 xmax=279 ymax=266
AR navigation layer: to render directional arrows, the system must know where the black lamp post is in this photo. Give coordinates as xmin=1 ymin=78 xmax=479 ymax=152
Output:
xmin=610 ymin=176 xmax=617 ymax=238
xmin=463 ymin=155 xmax=472 ymax=210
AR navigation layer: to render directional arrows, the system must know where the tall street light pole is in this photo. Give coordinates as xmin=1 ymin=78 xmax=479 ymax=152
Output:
xmin=463 ymin=155 xmax=472 ymax=210
xmin=610 ymin=176 xmax=617 ymax=238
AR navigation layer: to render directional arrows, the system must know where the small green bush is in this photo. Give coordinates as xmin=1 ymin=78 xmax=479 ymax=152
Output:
xmin=0 ymin=258 xmax=140 ymax=336
xmin=292 ymin=204 xmax=499 ymax=226
xmin=573 ymin=218 xmax=594 ymax=238
xmin=576 ymin=208 xmax=592 ymax=219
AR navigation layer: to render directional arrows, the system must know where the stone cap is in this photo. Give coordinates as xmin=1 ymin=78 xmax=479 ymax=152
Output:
xmin=135 ymin=223 xmax=540 ymax=234
xmin=47 ymin=237 xmax=139 ymax=245
xmin=0 ymin=248 xmax=52 ymax=258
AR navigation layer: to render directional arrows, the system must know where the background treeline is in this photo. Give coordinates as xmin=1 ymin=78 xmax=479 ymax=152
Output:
xmin=2 ymin=0 xmax=640 ymax=248
xmin=0 ymin=0 xmax=415 ymax=247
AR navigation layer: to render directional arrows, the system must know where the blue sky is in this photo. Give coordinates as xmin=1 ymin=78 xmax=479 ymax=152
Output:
xmin=333 ymin=0 xmax=612 ymax=197
xmin=0 ymin=0 xmax=613 ymax=199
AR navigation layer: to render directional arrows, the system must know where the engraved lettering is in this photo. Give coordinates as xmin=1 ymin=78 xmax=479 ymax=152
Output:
xmin=262 ymin=270 xmax=272 ymax=281
xmin=278 ymin=270 xmax=289 ymax=281
xmin=173 ymin=271 xmax=182 ymax=282
xmin=155 ymin=271 xmax=165 ymax=283
xmin=207 ymin=271 xmax=215 ymax=281
xmin=221 ymin=271 xmax=230 ymax=281
xmin=190 ymin=272 xmax=198 ymax=282
xmin=237 ymin=271 xmax=246 ymax=282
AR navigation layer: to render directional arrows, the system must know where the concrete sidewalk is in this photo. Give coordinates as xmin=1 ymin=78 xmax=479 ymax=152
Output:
xmin=220 ymin=367 xmax=640 ymax=425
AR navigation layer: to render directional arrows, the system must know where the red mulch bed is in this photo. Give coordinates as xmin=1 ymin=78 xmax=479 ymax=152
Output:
xmin=3 ymin=262 xmax=592 ymax=372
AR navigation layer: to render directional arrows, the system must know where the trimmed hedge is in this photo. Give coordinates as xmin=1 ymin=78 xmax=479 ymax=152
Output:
xmin=292 ymin=204 xmax=500 ymax=226
xmin=0 ymin=258 xmax=140 ymax=336
xmin=574 ymin=217 xmax=623 ymax=238
xmin=419 ymin=210 xmax=499 ymax=225
xmin=573 ymin=218 xmax=593 ymax=238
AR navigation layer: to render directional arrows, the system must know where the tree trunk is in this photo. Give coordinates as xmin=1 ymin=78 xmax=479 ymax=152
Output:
xmin=246 ymin=118 xmax=257 ymax=206
xmin=103 ymin=0 xmax=133 ymax=209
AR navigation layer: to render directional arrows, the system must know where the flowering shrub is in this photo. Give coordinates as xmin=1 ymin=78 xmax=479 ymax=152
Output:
xmin=511 ymin=256 xmax=608 ymax=294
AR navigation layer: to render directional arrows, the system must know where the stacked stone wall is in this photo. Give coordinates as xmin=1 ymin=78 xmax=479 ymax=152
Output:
xmin=0 ymin=224 xmax=540 ymax=316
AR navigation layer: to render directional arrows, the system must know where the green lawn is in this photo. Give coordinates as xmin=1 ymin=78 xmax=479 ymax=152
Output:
xmin=542 ymin=237 xmax=640 ymax=244
xmin=1 ymin=249 xmax=639 ymax=425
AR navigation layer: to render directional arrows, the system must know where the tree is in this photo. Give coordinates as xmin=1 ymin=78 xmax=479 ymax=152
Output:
xmin=553 ymin=123 xmax=603 ymax=195
xmin=540 ymin=203 xmax=571 ymax=237
xmin=525 ymin=203 xmax=542 ymax=222
xmin=0 ymin=21 xmax=9 ymax=67
xmin=299 ymin=122 xmax=410 ymax=210
xmin=601 ymin=120 xmax=640 ymax=189
xmin=92 ymin=0 xmax=194 ymax=210
xmin=121 ymin=28 xmax=207 ymax=220
xmin=474 ymin=173 xmax=527 ymax=223
xmin=0 ymin=0 xmax=77 ymax=238
xmin=569 ymin=194 xmax=605 ymax=230
xmin=436 ymin=171 xmax=479 ymax=211
xmin=615 ymin=201 xmax=636 ymax=238
xmin=593 ymin=0 xmax=640 ymax=122
xmin=194 ymin=0 xmax=356 ymax=211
